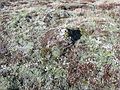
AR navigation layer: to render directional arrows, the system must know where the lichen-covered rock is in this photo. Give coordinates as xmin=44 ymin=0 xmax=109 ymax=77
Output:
xmin=40 ymin=28 xmax=68 ymax=48
xmin=40 ymin=27 xmax=82 ymax=48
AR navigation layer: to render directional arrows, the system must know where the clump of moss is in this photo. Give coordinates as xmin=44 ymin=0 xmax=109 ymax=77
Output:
xmin=40 ymin=47 xmax=51 ymax=58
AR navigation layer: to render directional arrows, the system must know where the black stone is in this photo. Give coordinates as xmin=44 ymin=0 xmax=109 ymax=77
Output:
xmin=67 ymin=28 xmax=82 ymax=44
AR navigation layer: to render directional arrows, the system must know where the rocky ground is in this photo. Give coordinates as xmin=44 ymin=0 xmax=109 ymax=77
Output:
xmin=0 ymin=0 xmax=120 ymax=90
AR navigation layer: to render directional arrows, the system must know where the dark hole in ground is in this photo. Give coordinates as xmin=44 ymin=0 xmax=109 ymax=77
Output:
xmin=67 ymin=28 xmax=82 ymax=44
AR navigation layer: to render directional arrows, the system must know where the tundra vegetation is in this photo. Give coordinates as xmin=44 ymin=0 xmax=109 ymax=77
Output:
xmin=0 ymin=0 xmax=120 ymax=90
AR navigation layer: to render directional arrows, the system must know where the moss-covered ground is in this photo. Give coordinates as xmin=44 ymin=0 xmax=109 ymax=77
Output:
xmin=0 ymin=0 xmax=120 ymax=90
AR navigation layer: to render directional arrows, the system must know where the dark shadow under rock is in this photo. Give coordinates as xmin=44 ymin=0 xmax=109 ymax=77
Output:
xmin=67 ymin=28 xmax=82 ymax=45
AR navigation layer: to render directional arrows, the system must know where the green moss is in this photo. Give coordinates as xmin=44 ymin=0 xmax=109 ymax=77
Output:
xmin=40 ymin=47 xmax=51 ymax=58
xmin=79 ymin=27 xmax=91 ymax=37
